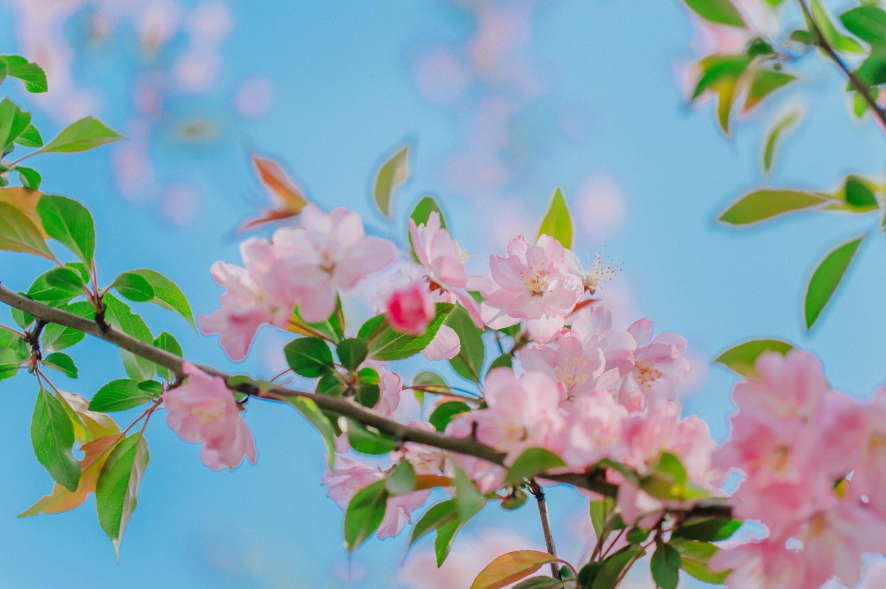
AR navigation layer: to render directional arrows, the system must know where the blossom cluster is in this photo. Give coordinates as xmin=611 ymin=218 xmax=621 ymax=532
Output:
xmin=711 ymin=350 xmax=886 ymax=589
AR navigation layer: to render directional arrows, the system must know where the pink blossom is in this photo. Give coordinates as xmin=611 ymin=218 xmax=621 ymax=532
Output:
xmin=732 ymin=350 xmax=830 ymax=422
xmin=423 ymin=325 xmax=461 ymax=361
xmin=570 ymin=305 xmax=636 ymax=377
xmin=386 ymin=280 xmax=435 ymax=335
xmin=391 ymin=421 xmax=448 ymax=476
xmin=272 ymin=205 xmax=397 ymax=322
xmin=446 ymin=367 xmax=566 ymax=464
xmin=480 ymin=235 xmax=583 ymax=343
xmin=164 ymin=362 xmax=256 ymax=471
xmin=322 ymin=455 xmax=429 ymax=539
xmin=846 ymin=388 xmax=886 ymax=515
xmin=409 ymin=211 xmax=484 ymax=326
xmin=376 ymin=368 xmax=404 ymax=419
xmin=618 ymin=319 xmax=689 ymax=410
xmin=559 ymin=390 xmax=627 ymax=469
xmin=520 ymin=333 xmax=607 ymax=399
xmin=710 ymin=540 xmax=809 ymax=589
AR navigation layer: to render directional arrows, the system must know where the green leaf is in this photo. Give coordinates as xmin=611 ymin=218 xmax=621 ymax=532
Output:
xmin=715 ymin=339 xmax=794 ymax=377
xmin=489 ymin=353 xmax=513 ymax=371
xmin=42 ymin=352 xmax=78 ymax=378
xmin=290 ymin=298 xmax=345 ymax=342
xmin=692 ymin=55 xmax=751 ymax=100
xmin=37 ymin=195 xmax=95 ymax=265
xmin=28 ymin=266 xmax=86 ymax=304
xmin=429 ymin=401 xmax=470 ymax=431
xmin=627 ymin=528 xmax=651 ymax=545
xmin=96 ymin=433 xmax=149 ymax=559
xmin=590 ymin=497 xmax=615 ymax=538
xmin=843 ymin=175 xmax=879 ymax=210
xmin=436 ymin=518 xmax=465 ymax=567
xmin=446 ymin=304 xmax=485 ymax=382
xmin=386 ymin=460 xmax=417 ymax=495
xmin=681 ymin=0 xmax=745 ymax=28
xmin=355 ymin=382 xmax=380 ymax=408
xmin=112 ymin=269 xmax=196 ymax=330
xmin=841 ymin=5 xmax=886 ymax=46
xmin=0 ymin=98 xmax=32 ymax=150
xmin=673 ymin=518 xmax=743 ymax=542
xmin=763 ymin=108 xmax=802 ymax=174
xmin=284 ymin=336 xmax=334 ymax=377
xmin=103 ymin=294 xmax=155 ymax=381
xmin=809 ymin=0 xmax=865 ymax=54
xmin=744 ymin=69 xmax=796 ymax=111
xmin=0 ymin=56 xmax=47 ymax=92
xmin=506 ymin=448 xmax=567 ymax=484
xmin=153 ymin=332 xmax=183 ymax=383
xmin=16 ymin=166 xmax=41 ymax=189
xmin=39 ymin=303 xmax=92 ymax=352
xmin=718 ymin=189 xmax=825 ymax=225
xmin=651 ymin=542 xmax=682 ymax=589
xmin=536 ymin=187 xmax=573 ymax=249
xmin=31 ymin=387 xmax=80 ymax=491
xmin=89 ymin=379 xmax=157 ymax=413
xmin=373 ymin=143 xmax=410 ymax=218
xmin=470 ymin=550 xmax=562 ymax=589
xmin=316 ymin=372 xmax=347 ymax=397
xmin=39 ymin=116 xmax=124 ymax=154
xmin=591 ymin=549 xmax=641 ymax=589
xmin=454 ymin=467 xmax=486 ymax=521
xmin=675 ymin=542 xmax=730 ymax=584
xmin=409 ymin=499 xmax=460 ymax=547
xmin=805 ymin=236 xmax=864 ymax=328
xmin=0 ymin=201 xmax=54 ymax=259
xmin=286 ymin=396 xmax=337 ymax=469
xmin=15 ymin=124 xmax=43 ymax=148
xmin=346 ymin=419 xmax=398 ymax=455
xmin=0 ymin=346 xmax=21 ymax=381
xmin=344 ymin=480 xmax=388 ymax=552
xmin=358 ymin=302 xmax=454 ymax=361
xmin=336 ymin=338 xmax=368 ymax=370
xmin=412 ymin=370 xmax=450 ymax=394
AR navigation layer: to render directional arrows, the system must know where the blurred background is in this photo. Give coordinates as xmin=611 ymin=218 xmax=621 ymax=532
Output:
xmin=0 ymin=0 xmax=885 ymax=587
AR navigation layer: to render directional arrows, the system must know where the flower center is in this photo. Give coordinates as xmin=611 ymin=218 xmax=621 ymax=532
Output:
xmin=520 ymin=266 xmax=550 ymax=296
xmin=191 ymin=406 xmax=225 ymax=425
xmin=635 ymin=361 xmax=663 ymax=386
xmin=554 ymin=357 xmax=589 ymax=392
xmin=319 ymin=250 xmax=336 ymax=274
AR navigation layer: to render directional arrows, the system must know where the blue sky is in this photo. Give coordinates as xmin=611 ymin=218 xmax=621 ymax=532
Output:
xmin=1 ymin=1 xmax=885 ymax=587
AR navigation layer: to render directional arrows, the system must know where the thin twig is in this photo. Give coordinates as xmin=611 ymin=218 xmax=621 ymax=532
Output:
xmin=0 ymin=282 xmax=733 ymax=518
xmin=797 ymin=0 xmax=886 ymax=130
xmin=528 ymin=479 xmax=561 ymax=579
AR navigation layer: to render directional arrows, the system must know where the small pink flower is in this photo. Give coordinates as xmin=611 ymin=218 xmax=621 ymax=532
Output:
xmin=385 ymin=280 xmax=435 ymax=335
xmin=447 ymin=367 xmax=566 ymax=464
xmin=559 ymin=390 xmax=627 ymax=469
xmin=410 ymin=211 xmax=484 ymax=327
xmin=322 ymin=455 xmax=429 ymax=539
xmin=570 ymin=305 xmax=636 ymax=376
xmin=480 ymin=235 xmax=584 ymax=344
xmin=164 ymin=362 xmax=257 ymax=470
xmin=273 ymin=205 xmax=397 ymax=322
xmin=391 ymin=421 xmax=448 ymax=476
xmin=520 ymin=333 xmax=607 ymax=399
xmin=618 ymin=319 xmax=689 ymax=410
xmin=423 ymin=325 xmax=461 ymax=361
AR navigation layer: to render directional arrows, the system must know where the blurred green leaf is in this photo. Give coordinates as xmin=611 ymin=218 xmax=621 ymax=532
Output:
xmin=344 ymin=480 xmax=387 ymax=552
xmin=841 ymin=5 xmax=886 ymax=45
xmin=805 ymin=235 xmax=864 ymax=328
xmin=715 ymin=339 xmax=794 ymax=377
xmin=537 ymin=187 xmax=573 ymax=249
xmin=763 ymin=108 xmax=802 ymax=174
xmin=681 ymin=0 xmax=745 ymax=28
xmin=719 ymin=189 xmax=824 ymax=225
xmin=374 ymin=143 xmax=409 ymax=218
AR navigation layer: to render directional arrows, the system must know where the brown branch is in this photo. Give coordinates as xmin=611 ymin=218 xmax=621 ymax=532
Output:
xmin=798 ymin=0 xmax=886 ymax=131
xmin=528 ymin=479 xmax=561 ymax=579
xmin=0 ymin=282 xmax=733 ymax=519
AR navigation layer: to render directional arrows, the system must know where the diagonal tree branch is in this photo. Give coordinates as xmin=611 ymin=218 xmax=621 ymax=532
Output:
xmin=798 ymin=0 xmax=886 ymax=131
xmin=0 ymin=282 xmax=731 ymax=519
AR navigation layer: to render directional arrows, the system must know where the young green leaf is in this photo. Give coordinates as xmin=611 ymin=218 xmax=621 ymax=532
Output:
xmin=446 ymin=305 xmax=485 ymax=382
xmin=409 ymin=499 xmax=460 ymax=547
xmin=31 ymin=387 xmax=80 ymax=491
xmin=355 ymin=382 xmax=380 ymax=408
xmin=39 ymin=116 xmax=124 ymax=154
xmin=454 ymin=467 xmax=485 ymax=521
xmin=536 ymin=187 xmax=573 ymax=249
xmin=673 ymin=518 xmax=743 ymax=542
xmin=675 ymin=541 xmax=730 ymax=584
xmin=284 ymin=336 xmax=334 ymax=377
xmin=743 ymin=69 xmax=796 ymax=112
xmin=650 ymin=542 xmax=682 ymax=589
xmin=346 ymin=419 xmax=398 ymax=455
xmin=805 ymin=236 xmax=864 ymax=329
xmin=16 ymin=166 xmax=41 ymax=189
xmin=103 ymin=294 xmax=155 ymax=381
xmin=344 ymin=480 xmax=388 ymax=552
xmin=0 ymin=98 xmax=32 ymax=149
xmin=763 ymin=108 xmax=802 ymax=174
xmin=89 ymin=379 xmax=157 ymax=413
xmin=386 ymin=460 xmax=417 ymax=495
xmin=714 ymin=339 xmax=795 ymax=377
xmin=153 ymin=332 xmax=183 ymax=383
xmin=718 ymin=189 xmax=824 ymax=225
xmin=37 ymin=195 xmax=95 ymax=265
xmin=358 ymin=303 xmax=454 ymax=361
xmin=0 ymin=346 xmax=20 ymax=381
xmin=111 ymin=269 xmax=196 ymax=330
xmin=95 ymin=433 xmax=149 ymax=560
xmin=27 ymin=266 xmax=86 ymax=304
xmin=681 ymin=0 xmax=745 ymax=28
xmin=506 ymin=448 xmax=567 ymax=484
xmin=42 ymin=352 xmax=78 ymax=379
xmin=373 ymin=143 xmax=410 ymax=217
xmin=336 ymin=338 xmax=368 ymax=370
xmin=286 ymin=396 xmax=337 ymax=469
xmin=429 ymin=401 xmax=470 ymax=431
xmin=15 ymin=124 xmax=42 ymax=148
xmin=809 ymin=0 xmax=864 ymax=54
xmin=0 ymin=55 xmax=48 ymax=92
xmin=841 ymin=5 xmax=886 ymax=45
